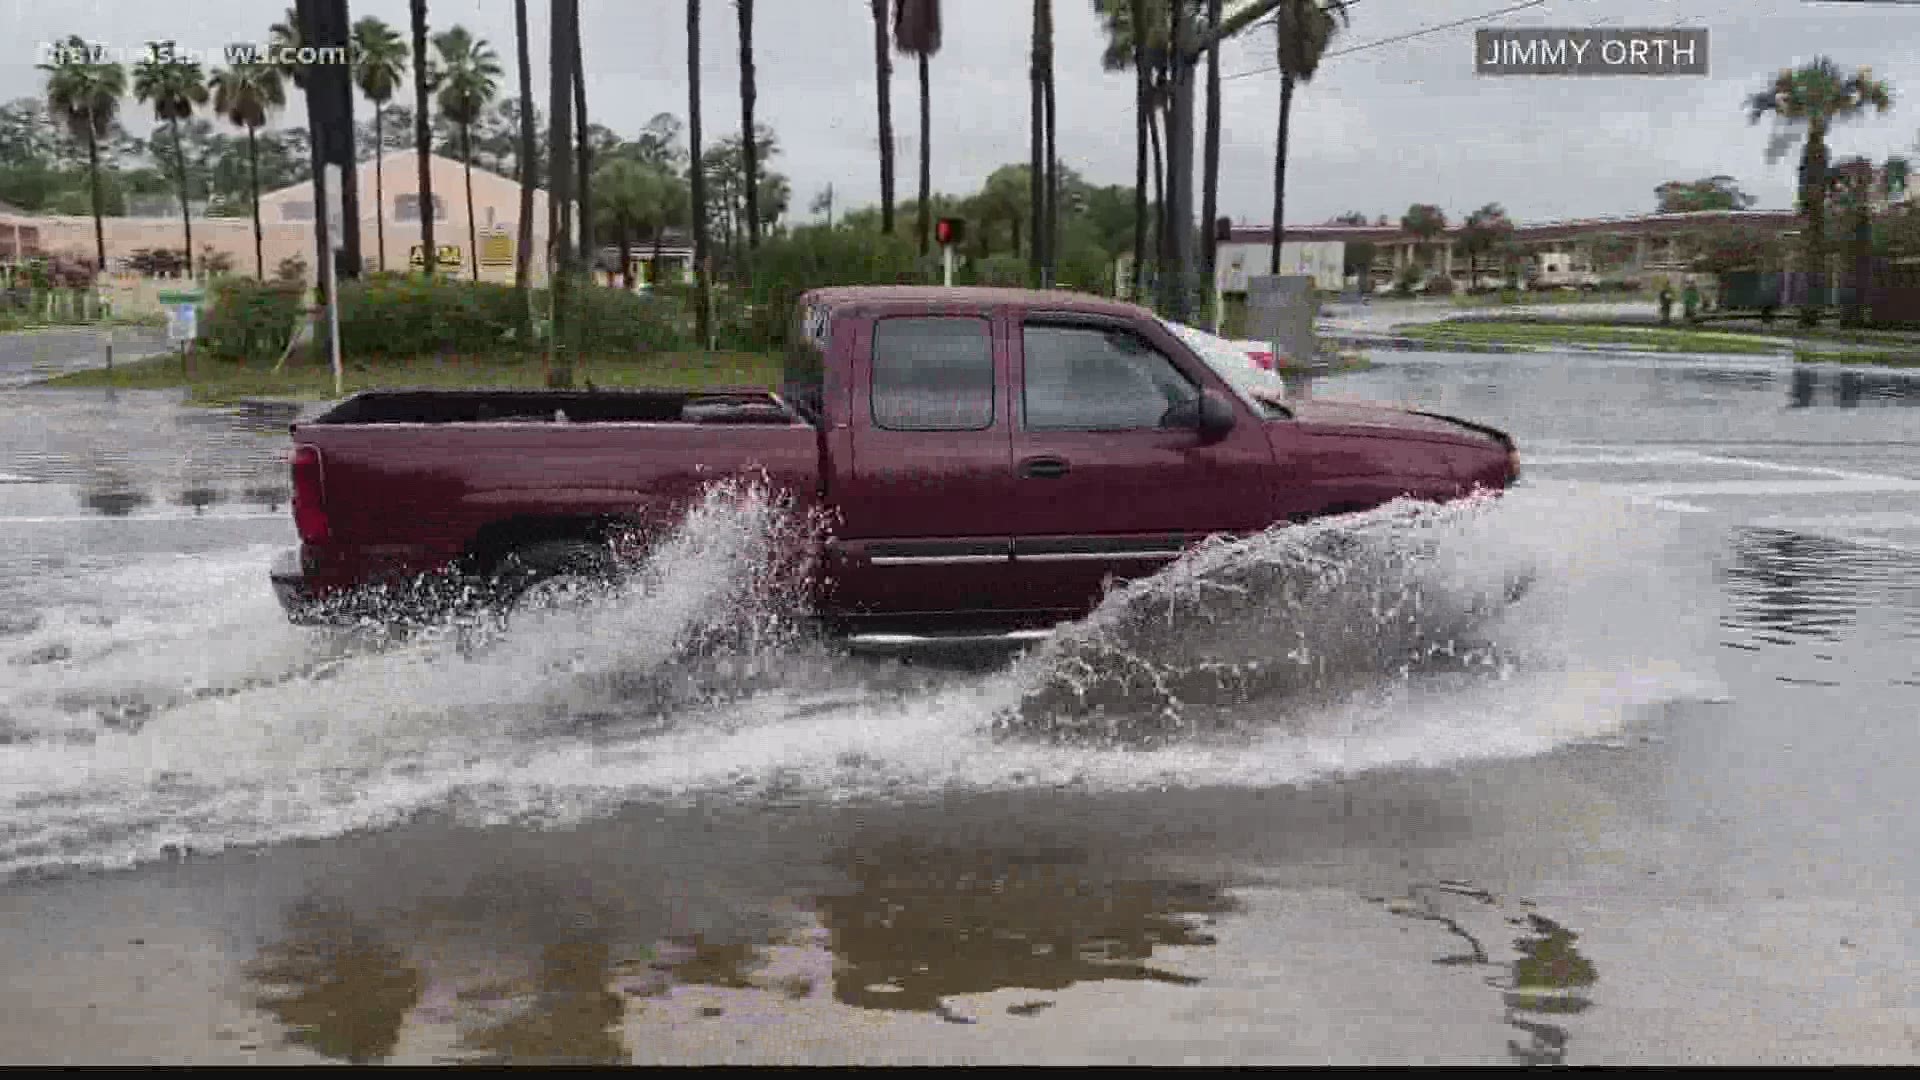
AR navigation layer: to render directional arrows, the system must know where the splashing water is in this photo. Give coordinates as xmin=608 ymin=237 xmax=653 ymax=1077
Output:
xmin=998 ymin=493 xmax=1538 ymax=747
xmin=0 ymin=478 xmax=1722 ymax=879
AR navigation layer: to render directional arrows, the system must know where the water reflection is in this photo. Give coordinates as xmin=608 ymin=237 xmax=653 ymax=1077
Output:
xmin=246 ymin=902 xmax=426 ymax=1064
xmin=78 ymin=469 xmax=151 ymax=516
xmin=1789 ymin=367 xmax=1920 ymax=409
xmin=814 ymin=840 xmax=1235 ymax=1015
xmin=461 ymin=940 xmax=628 ymax=1065
xmin=1374 ymin=882 xmax=1598 ymax=1066
xmin=1502 ymin=912 xmax=1597 ymax=1066
xmin=1721 ymin=528 xmax=1884 ymax=645
xmin=172 ymin=484 xmax=226 ymax=515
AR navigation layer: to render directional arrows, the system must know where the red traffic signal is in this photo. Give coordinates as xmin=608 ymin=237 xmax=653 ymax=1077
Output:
xmin=935 ymin=217 xmax=966 ymax=246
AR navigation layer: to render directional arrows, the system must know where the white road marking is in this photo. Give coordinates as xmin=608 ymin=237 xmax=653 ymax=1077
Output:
xmin=1606 ymin=478 xmax=1920 ymax=498
xmin=1632 ymin=497 xmax=1715 ymax=514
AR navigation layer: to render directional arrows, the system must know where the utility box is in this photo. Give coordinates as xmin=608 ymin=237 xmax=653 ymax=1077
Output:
xmin=1245 ymin=274 xmax=1318 ymax=368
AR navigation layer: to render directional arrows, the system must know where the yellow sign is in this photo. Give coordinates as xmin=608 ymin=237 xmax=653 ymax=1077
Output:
xmin=479 ymin=231 xmax=514 ymax=267
xmin=408 ymin=244 xmax=463 ymax=270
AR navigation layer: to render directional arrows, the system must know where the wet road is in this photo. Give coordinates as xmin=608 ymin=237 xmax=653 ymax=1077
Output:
xmin=1 ymin=352 xmax=1917 ymax=1064
xmin=0 ymin=328 xmax=172 ymax=388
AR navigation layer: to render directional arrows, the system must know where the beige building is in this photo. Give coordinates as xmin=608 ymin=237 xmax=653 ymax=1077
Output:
xmin=0 ymin=152 xmax=559 ymax=291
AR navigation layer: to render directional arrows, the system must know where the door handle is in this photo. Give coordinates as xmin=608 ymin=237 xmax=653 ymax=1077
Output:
xmin=1019 ymin=455 xmax=1070 ymax=479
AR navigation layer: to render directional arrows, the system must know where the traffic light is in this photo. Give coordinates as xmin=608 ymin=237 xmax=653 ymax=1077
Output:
xmin=935 ymin=217 xmax=966 ymax=247
xmin=1214 ymin=216 xmax=1233 ymax=243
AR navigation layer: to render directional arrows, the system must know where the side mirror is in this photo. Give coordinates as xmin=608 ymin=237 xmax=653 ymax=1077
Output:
xmin=1162 ymin=390 xmax=1238 ymax=441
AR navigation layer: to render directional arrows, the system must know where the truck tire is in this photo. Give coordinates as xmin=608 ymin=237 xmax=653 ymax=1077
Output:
xmin=491 ymin=539 xmax=620 ymax=613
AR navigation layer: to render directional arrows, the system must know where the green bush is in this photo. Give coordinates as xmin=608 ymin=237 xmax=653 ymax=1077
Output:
xmin=727 ymin=226 xmax=926 ymax=349
xmin=200 ymin=277 xmax=304 ymax=364
xmin=556 ymin=282 xmax=690 ymax=353
xmin=336 ymin=275 xmax=523 ymax=357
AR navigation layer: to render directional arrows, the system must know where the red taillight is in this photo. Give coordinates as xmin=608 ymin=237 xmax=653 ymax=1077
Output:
xmin=290 ymin=444 xmax=330 ymax=543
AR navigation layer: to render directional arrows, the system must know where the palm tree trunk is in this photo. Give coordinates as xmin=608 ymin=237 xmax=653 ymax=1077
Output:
xmin=374 ymin=106 xmax=387 ymax=272
xmin=572 ymin=12 xmax=593 ymax=269
xmin=462 ymin=124 xmax=479 ymax=282
xmin=916 ymin=53 xmax=931 ymax=258
xmin=1201 ymin=0 xmax=1222 ymax=284
xmin=687 ymin=0 xmax=710 ymax=347
xmin=247 ymin=124 xmax=264 ymax=279
xmin=169 ymin=116 xmax=195 ymax=279
xmin=549 ymin=0 xmax=577 ymax=386
xmin=1269 ymin=72 xmax=1294 ymax=276
xmin=1131 ymin=0 xmax=1146 ymax=301
xmin=514 ymin=0 xmax=536 ymax=292
xmin=85 ymin=122 xmax=106 ymax=272
xmin=1148 ymin=106 xmax=1163 ymax=283
xmin=872 ymin=0 xmax=894 ymax=236
xmin=514 ymin=0 xmax=537 ymax=290
xmin=1799 ymin=132 xmax=1828 ymax=326
xmin=1042 ymin=0 xmax=1057 ymax=287
xmin=1028 ymin=1 xmax=1044 ymax=284
xmin=411 ymin=0 xmax=436 ymax=274
xmin=739 ymin=0 xmax=761 ymax=250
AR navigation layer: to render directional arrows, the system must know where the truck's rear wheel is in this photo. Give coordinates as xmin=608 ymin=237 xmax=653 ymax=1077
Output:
xmin=491 ymin=539 xmax=621 ymax=613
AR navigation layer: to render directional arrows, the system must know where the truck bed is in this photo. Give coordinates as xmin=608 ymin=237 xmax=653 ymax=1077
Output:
xmin=285 ymin=388 xmax=822 ymax=603
xmin=311 ymin=388 xmax=799 ymax=427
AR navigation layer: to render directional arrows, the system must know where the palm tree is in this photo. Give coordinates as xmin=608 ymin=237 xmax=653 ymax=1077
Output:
xmin=1095 ymin=0 xmax=1164 ymax=298
xmin=1133 ymin=0 xmax=1148 ymax=300
xmin=409 ymin=0 xmax=436 ymax=275
xmin=1399 ymin=203 xmax=1447 ymax=283
xmin=1268 ymin=0 xmax=1347 ymax=275
xmin=894 ymin=0 xmax=942 ymax=257
xmin=39 ymin=36 xmax=126 ymax=273
xmin=1043 ymin=1 xmax=1058 ymax=285
xmin=871 ymin=0 xmax=896 ymax=236
xmin=1029 ymin=2 xmax=1045 ymax=282
xmin=132 ymin=43 xmax=210 ymax=279
xmin=512 ymin=0 xmax=537 ymax=291
xmin=351 ymin=17 xmax=408 ymax=272
xmin=688 ymin=0 xmax=710 ymax=346
xmin=433 ymin=27 xmax=502 ymax=282
xmin=1747 ymin=58 xmax=1893 ymax=326
xmin=737 ymin=0 xmax=761 ymax=250
xmin=548 ymin=0 xmax=578 ymax=387
xmin=1200 ymin=0 xmax=1222 ymax=285
xmin=594 ymin=159 xmax=688 ymax=289
xmin=209 ymin=58 xmax=286 ymax=279
xmin=268 ymin=8 xmax=308 ymax=92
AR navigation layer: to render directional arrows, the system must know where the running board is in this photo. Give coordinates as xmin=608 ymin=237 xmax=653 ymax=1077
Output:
xmin=842 ymin=628 xmax=1055 ymax=650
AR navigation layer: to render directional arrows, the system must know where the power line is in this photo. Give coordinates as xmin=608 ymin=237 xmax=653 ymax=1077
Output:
xmin=1223 ymin=0 xmax=1549 ymax=80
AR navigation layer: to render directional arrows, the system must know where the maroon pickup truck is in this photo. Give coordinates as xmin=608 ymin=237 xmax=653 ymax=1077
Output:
xmin=271 ymin=285 xmax=1519 ymax=644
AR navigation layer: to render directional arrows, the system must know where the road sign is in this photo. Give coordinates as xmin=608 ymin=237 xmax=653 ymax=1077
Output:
xmin=166 ymin=303 xmax=197 ymax=343
xmin=479 ymin=232 xmax=514 ymax=267
xmin=409 ymin=244 xmax=464 ymax=271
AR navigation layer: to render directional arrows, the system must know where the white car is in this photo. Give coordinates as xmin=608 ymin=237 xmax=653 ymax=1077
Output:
xmin=1159 ymin=319 xmax=1291 ymax=403
xmin=1160 ymin=320 xmax=1283 ymax=371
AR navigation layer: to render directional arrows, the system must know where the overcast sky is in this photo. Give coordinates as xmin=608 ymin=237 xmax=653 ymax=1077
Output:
xmin=7 ymin=0 xmax=1920 ymax=226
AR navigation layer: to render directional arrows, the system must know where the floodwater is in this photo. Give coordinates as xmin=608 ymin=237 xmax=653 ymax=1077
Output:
xmin=1 ymin=350 xmax=1916 ymax=1064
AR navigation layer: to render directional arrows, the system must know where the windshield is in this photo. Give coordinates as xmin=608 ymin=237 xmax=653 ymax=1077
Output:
xmin=1158 ymin=319 xmax=1292 ymax=418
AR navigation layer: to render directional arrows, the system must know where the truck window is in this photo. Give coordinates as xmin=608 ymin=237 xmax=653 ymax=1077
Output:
xmin=1022 ymin=324 xmax=1198 ymax=431
xmin=783 ymin=301 xmax=833 ymax=423
xmin=871 ymin=316 xmax=995 ymax=431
